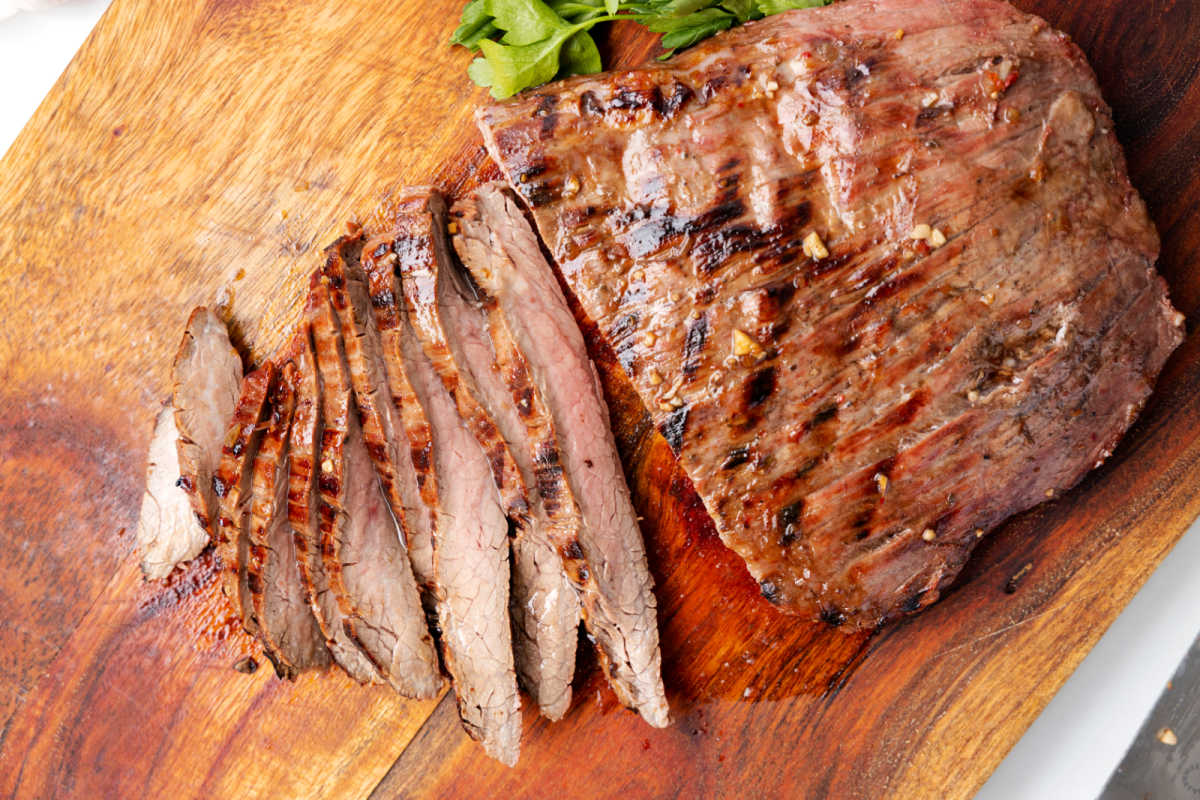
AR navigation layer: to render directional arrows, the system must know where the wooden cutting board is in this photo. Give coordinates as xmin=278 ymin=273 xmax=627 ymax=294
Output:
xmin=0 ymin=0 xmax=1196 ymax=797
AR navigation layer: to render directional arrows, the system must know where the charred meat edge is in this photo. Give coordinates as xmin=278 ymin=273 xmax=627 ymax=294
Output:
xmin=398 ymin=227 xmax=522 ymax=765
xmin=457 ymin=184 xmax=668 ymax=728
xmin=172 ymin=306 xmax=242 ymax=537
xmin=360 ymin=209 xmax=439 ymax=591
xmin=310 ymin=265 xmax=440 ymax=698
xmin=290 ymin=292 xmax=382 ymax=684
xmin=247 ymin=356 xmax=330 ymax=678
xmin=396 ymin=192 xmax=528 ymax=520
xmin=214 ymin=364 xmax=273 ymax=636
xmin=450 ymin=195 xmax=583 ymax=721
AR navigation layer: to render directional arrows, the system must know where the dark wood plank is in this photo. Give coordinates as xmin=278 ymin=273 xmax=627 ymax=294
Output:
xmin=0 ymin=0 xmax=1196 ymax=798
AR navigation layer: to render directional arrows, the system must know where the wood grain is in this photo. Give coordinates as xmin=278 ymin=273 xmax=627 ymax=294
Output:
xmin=0 ymin=1 xmax=1196 ymax=798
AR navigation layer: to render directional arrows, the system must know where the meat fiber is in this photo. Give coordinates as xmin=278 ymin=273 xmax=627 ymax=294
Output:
xmin=172 ymin=307 xmax=242 ymax=536
xmin=213 ymin=365 xmax=273 ymax=636
xmin=360 ymin=202 xmax=441 ymax=590
xmin=290 ymin=296 xmax=383 ymax=684
xmin=397 ymin=192 xmax=527 ymax=519
xmin=310 ymin=272 xmax=440 ymax=698
xmin=476 ymin=0 xmax=1184 ymax=627
xmin=246 ymin=359 xmax=329 ymax=678
xmin=321 ymin=233 xmax=433 ymax=602
xmin=136 ymin=404 xmax=207 ymax=580
xmin=454 ymin=184 xmax=669 ymax=728
xmin=398 ymin=223 xmax=523 ymax=765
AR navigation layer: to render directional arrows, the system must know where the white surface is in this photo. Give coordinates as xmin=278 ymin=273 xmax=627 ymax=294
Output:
xmin=0 ymin=0 xmax=110 ymax=157
xmin=1 ymin=6 xmax=1197 ymax=800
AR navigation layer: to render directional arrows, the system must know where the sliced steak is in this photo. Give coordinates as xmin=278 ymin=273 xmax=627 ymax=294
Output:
xmin=476 ymin=0 xmax=1184 ymax=626
xmin=396 ymin=192 xmax=527 ymax=520
xmin=321 ymin=234 xmax=434 ymax=597
xmin=361 ymin=206 xmax=439 ymax=589
xmin=213 ymin=364 xmax=273 ymax=636
xmin=246 ymin=359 xmax=329 ymax=678
xmin=450 ymin=197 xmax=583 ymax=721
xmin=400 ymin=250 xmax=521 ymax=764
xmin=454 ymin=185 xmax=668 ymax=728
xmin=137 ymin=404 xmax=207 ymax=580
xmin=310 ymin=271 xmax=440 ymax=698
xmin=172 ymin=306 xmax=242 ymax=536
xmin=290 ymin=295 xmax=382 ymax=684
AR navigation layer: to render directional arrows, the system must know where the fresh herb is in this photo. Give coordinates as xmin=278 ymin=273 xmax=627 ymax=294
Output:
xmin=450 ymin=0 xmax=832 ymax=98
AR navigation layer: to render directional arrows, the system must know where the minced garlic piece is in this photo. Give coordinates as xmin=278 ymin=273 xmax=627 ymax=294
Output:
xmin=929 ymin=228 xmax=947 ymax=247
xmin=909 ymin=223 xmax=932 ymax=240
xmin=981 ymin=291 xmax=996 ymax=306
xmin=562 ymin=175 xmax=581 ymax=197
xmin=893 ymin=28 xmax=904 ymax=40
xmin=802 ymin=231 xmax=829 ymax=260
xmin=1157 ymin=728 xmax=1178 ymax=746
xmin=875 ymin=473 xmax=888 ymax=494
xmin=921 ymin=528 xmax=937 ymax=542
xmin=647 ymin=368 xmax=663 ymax=386
xmin=446 ymin=221 xmax=459 ymax=235
xmin=321 ymin=459 xmax=334 ymax=473
xmin=731 ymin=328 xmax=761 ymax=357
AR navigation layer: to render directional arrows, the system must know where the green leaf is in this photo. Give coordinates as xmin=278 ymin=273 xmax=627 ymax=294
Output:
xmin=605 ymin=0 xmax=620 ymax=13
xmin=548 ymin=0 xmax=610 ymax=22
xmin=645 ymin=7 xmax=734 ymax=54
xmin=754 ymin=0 xmax=830 ymax=14
xmin=467 ymin=55 xmax=496 ymax=87
xmin=560 ymin=29 xmax=603 ymax=76
xmin=477 ymin=31 xmax=576 ymax=98
xmin=450 ymin=0 xmax=500 ymax=49
xmin=488 ymin=0 xmax=570 ymax=45
xmin=719 ymin=0 xmax=759 ymax=22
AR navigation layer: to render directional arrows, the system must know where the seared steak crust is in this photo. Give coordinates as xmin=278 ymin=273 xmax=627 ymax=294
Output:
xmin=247 ymin=359 xmax=329 ymax=678
xmin=477 ymin=0 xmax=1184 ymax=626
xmin=322 ymin=234 xmax=433 ymax=597
xmin=456 ymin=185 xmax=668 ymax=728
xmin=438 ymin=197 xmax=581 ymax=721
xmin=310 ymin=272 xmax=439 ymax=696
xmin=172 ymin=307 xmax=242 ymax=536
xmin=395 ymin=193 xmax=528 ymax=520
xmin=361 ymin=200 xmax=441 ymax=589
xmin=293 ymin=291 xmax=382 ymax=684
xmin=214 ymin=364 xmax=273 ymax=636
xmin=403 ymin=285 xmax=522 ymax=764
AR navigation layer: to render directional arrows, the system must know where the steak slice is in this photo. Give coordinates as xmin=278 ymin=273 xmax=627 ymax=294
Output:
xmin=360 ymin=208 xmax=439 ymax=589
xmin=246 ymin=358 xmax=329 ymax=678
xmin=213 ymin=364 xmax=273 ymax=636
xmin=476 ymin=0 xmax=1184 ymax=626
xmin=396 ymin=192 xmax=527 ymax=520
xmin=449 ymin=197 xmax=583 ymax=721
xmin=137 ymin=404 xmax=207 ymax=580
xmin=290 ymin=294 xmax=382 ymax=684
xmin=454 ymin=185 xmax=668 ymax=729
xmin=399 ymin=246 xmax=521 ymax=764
xmin=172 ymin=306 xmax=242 ymax=536
xmin=310 ymin=271 xmax=440 ymax=698
xmin=321 ymin=234 xmax=434 ymax=595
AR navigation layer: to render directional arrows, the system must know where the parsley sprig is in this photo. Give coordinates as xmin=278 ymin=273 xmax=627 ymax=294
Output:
xmin=450 ymin=0 xmax=832 ymax=99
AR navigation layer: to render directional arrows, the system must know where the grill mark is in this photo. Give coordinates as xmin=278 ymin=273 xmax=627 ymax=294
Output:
xmin=778 ymin=499 xmax=803 ymax=546
xmin=660 ymin=406 xmax=689 ymax=453
xmin=682 ymin=313 xmax=708 ymax=376
xmin=722 ymin=445 xmax=751 ymax=470
xmin=618 ymin=198 xmax=748 ymax=260
xmin=744 ymin=366 xmax=777 ymax=409
xmin=579 ymin=90 xmax=603 ymax=116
